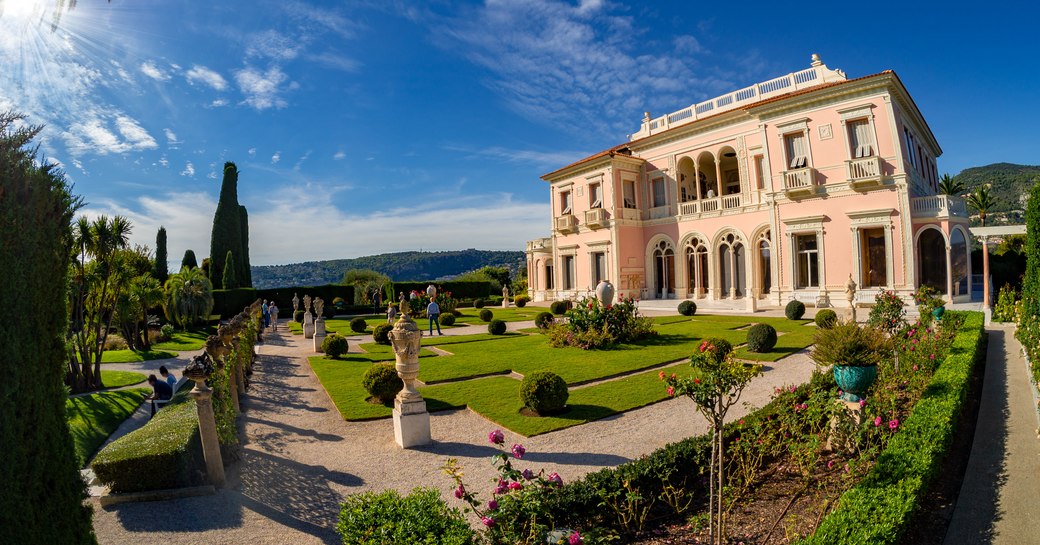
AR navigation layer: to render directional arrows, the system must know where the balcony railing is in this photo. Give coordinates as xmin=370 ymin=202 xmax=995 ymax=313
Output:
xmin=554 ymin=214 xmax=578 ymax=233
xmin=846 ymin=156 xmax=883 ymax=189
xmin=782 ymin=167 xmax=817 ymax=198
xmin=910 ymin=195 xmax=968 ymax=219
xmin=526 ymin=237 xmax=552 ymax=252
xmin=620 ymin=207 xmax=641 ymax=220
xmin=678 ymin=194 xmax=744 ymax=216
xmin=648 ymin=204 xmax=674 ymax=220
xmin=721 ymin=194 xmax=742 ymax=209
xmin=584 ymin=208 xmax=608 ymax=229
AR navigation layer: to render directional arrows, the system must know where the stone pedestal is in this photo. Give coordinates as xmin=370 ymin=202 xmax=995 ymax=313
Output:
xmin=303 ymin=312 xmax=315 ymax=338
xmin=502 ymin=298 xmax=509 ymax=308
xmin=314 ymin=333 xmax=326 ymax=353
xmin=315 ymin=317 xmax=326 ymax=337
xmin=826 ymin=400 xmax=863 ymax=452
xmin=393 ymin=398 xmax=432 ymax=448
xmin=189 ymin=383 xmax=225 ymax=487
xmin=745 ymin=288 xmax=757 ymax=312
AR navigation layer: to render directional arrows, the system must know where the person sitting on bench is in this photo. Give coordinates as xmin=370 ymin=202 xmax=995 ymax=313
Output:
xmin=159 ymin=365 xmax=176 ymax=389
xmin=146 ymin=374 xmax=173 ymax=416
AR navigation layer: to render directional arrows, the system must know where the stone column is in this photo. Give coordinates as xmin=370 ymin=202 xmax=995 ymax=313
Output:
xmin=728 ymin=249 xmax=737 ymax=300
xmin=389 ymin=308 xmax=431 ymax=448
xmin=189 ymin=380 xmax=225 ymax=487
xmin=982 ymin=235 xmax=991 ymax=308
xmin=945 ymin=243 xmax=954 ymax=304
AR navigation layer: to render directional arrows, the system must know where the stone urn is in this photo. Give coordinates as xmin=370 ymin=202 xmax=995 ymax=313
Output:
xmin=184 ymin=353 xmax=215 ymax=382
xmin=932 ymin=305 xmax=945 ymax=321
xmin=426 ymin=284 xmax=437 ymax=298
xmin=595 ymin=280 xmax=615 ymax=306
xmin=833 ymin=365 xmax=878 ymax=403
xmin=389 ymin=313 xmax=423 ymax=403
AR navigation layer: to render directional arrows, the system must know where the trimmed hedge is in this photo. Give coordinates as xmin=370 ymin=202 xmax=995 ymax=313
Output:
xmin=815 ymin=309 xmax=838 ymax=329
xmin=387 ymin=281 xmax=491 ymax=301
xmin=550 ymin=300 xmax=571 ymax=315
xmin=514 ymin=295 xmax=530 ymax=308
xmin=479 ymin=309 xmax=493 ymax=322
xmin=338 ymin=488 xmax=475 ymax=544
xmin=677 ymin=300 xmax=697 ymax=316
xmin=322 ymin=335 xmax=350 ymax=358
xmin=212 ymin=285 xmax=356 ymax=319
xmin=91 ymin=390 xmax=205 ymax=493
xmin=746 ymin=323 xmax=777 ymax=352
xmin=799 ymin=311 xmax=984 ymax=544
xmin=785 ymin=300 xmax=806 ymax=320
xmin=519 ymin=371 xmax=569 ymax=414
xmin=473 ymin=298 xmax=485 ymax=309
xmin=350 ymin=317 xmax=368 ymax=333
xmin=488 ymin=319 xmax=506 ymax=335
xmin=373 ymin=323 xmax=393 ymax=345
xmin=535 ymin=311 xmax=555 ymax=329
xmin=439 ymin=313 xmax=456 ymax=326
xmin=363 ymin=363 xmax=403 ymax=404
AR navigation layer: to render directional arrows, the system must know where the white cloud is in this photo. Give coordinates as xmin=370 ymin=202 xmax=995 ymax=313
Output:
xmin=185 ymin=64 xmax=228 ymax=91
xmin=282 ymin=1 xmax=360 ymax=39
xmin=158 ymin=155 xmax=169 ymax=167
xmin=62 ymin=114 xmax=158 ymax=156
xmin=248 ymin=147 xmax=257 ymax=156
xmin=234 ymin=66 xmax=290 ymax=110
xmin=444 ymin=145 xmax=589 ymax=170
xmin=140 ymin=61 xmax=170 ymax=81
xmin=164 ymin=128 xmax=180 ymax=146
xmin=307 ymin=51 xmax=361 ymax=72
xmin=271 ymin=151 xmax=281 ymax=164
xmin=293 ymin=150 xmax=312 ymax=171
xmin=333 ymin=150 xmax=346 ymax=160
xmin=246 ymin=29 xmax=301 ymax=61
xmin=209 ymin=98 xmax=229 ymax=108
xmin=181 ymin=162 xmax=196 ymax=177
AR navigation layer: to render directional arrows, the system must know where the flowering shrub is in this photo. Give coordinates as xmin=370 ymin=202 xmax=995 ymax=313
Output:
xmin=866 ymin=290 xmax=906 ymax=335
xmin=547 ymin=296 xmax=654 ymax=349
xmin=913 ymin=285 xmax=945 ymax=325
xmin=443 ymin=430 xmax=594 ymax=545
xmin=811 ymin=321 xmax=891 ymax=368
xmin=406 ymin=290 xmax=459 ymax=318
xmin=993 ymin=284 xmax=1017 ymax=323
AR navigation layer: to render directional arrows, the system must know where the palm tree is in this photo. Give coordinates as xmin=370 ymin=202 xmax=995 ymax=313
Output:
xmin=164 ymin=266 xmax=214 ymax=330
xmin=938 ymin=173 xmax=964 ymax=196
xmin=965 ymin=183 xmax=997 ymax=226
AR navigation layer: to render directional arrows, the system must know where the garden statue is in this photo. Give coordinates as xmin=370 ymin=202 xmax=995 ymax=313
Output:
xmin=502 ymin=285 xmax=509 ymax=307
xmin=292 ymin=293 xmax=299 ymax=314
xmin=426 ymin=284 xmax=437 ymax=298
xmin=205 ymin=334 xmax=230 ymax=365
xmin=315 ymin=297 xmax=324 ymax=317
xmin=303 ymin=294 xmax=312 ymax=313
xmin=388 ymin=300 xmax=430 ymax=448
xmin=846 ymin=274 xmax=857 ymax=322
xmin=595 ymin=280 xmax=615 ymax=306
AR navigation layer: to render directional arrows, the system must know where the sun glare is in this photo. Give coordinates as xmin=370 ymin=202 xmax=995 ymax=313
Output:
xmin=0 ymin=0 xmax=48 ymax=20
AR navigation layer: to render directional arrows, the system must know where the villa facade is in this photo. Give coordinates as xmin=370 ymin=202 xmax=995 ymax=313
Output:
xmin=526 ymin=55 xmax=971 ymax=309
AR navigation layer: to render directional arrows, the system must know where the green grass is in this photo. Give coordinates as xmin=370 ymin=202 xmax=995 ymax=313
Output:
xmin=152 ymin=328 xmax=212 ymax=351
xmin=309 ymin=313 xmax=816 ymax=436
xmin=286 ymin=315 xmax=465 ymax=335
xmin=101 ymin=348 xmax=178 ymax=363
xmin=99 ymin=370 xmax=148 ymax=388
xmin=66 ymin=388 xmax=149 ymax=465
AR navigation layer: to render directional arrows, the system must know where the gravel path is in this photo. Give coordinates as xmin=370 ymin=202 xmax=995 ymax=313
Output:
xmin=91 ymin=318 xmax=817 ymax=545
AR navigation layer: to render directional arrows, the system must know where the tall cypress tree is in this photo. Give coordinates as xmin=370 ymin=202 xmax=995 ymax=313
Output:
xmin=209 ymin=162 xmax=243 ymax=287
xmin=222 ymin=250 xmax=238 ymax=289
xmin=180 ymin=249 xmax=198 ymax=271
xmin=0 ymin=114 xmax=97 ymax=544
xmin=238 ymin=205 xmax=252 ymax=287
xmin=154 ymin=225 xmax=168 ymax=282
xmin=1020 ymin=181 xmax=1040 ymax=321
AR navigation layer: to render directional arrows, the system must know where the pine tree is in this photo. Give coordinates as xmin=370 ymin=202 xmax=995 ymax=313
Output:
xmin=180 ymin=249 xmax=198 ymax=271
xmin=209 ymin=162 xmax=243 ymax=287
xmin=154 ymin=225 xmax=168 ymax=282
xmin=222 ymin=250 xmax=238 ymax=289
xmin=0 ymin=113 xmax=97 ymax=544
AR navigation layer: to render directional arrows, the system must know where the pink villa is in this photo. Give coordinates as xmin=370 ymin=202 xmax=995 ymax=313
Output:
xmin=526 ymin=55 xmax=971 ymax=310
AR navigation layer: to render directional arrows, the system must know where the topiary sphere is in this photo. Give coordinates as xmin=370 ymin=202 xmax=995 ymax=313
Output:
xmin=479 ymin=309 xmax=493 ymax=322
xmin=815 ymin=309 xmax=838 ymax=329
xmin=321 ymin=334 xmax=350 ymax=358
xmin=293 ymin=309 xmax=304 ymax=323
xmin=697 ymin=336 xmax=734 ymax=363
xmin=746 ymin=323 xmax=778 ymax=353
xmin=519 ymin=371 xmax=569 ymax=414
xmin=514 ymin=296 xmax=529 ymax=308
xmin=550 ymin=300 xmax=569 ymax=315
xmin=373 ymin=323 xmax=393 ymax=345
xmin=362 ymin=363 xmax=403 ymax=404
xmin=474 ymin=298 xmax=485 ymax=309
xmin=677 ymin=300 xmax=697 ymax=316
xmin=488 ymin=319 xmax=506 ymax=335
xmin=535 ymin=311 xmax=555 ymax=329
xmin=439 ymin=313 xmax=456 ymax=326
xmin=350 ymin=317 xmax=368 ymax=333
xmin=785 ymin=300 xmax=806 ymax=320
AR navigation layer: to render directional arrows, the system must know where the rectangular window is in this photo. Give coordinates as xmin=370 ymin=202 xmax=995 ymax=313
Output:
xmin=589 ymin=182 xmax=602 ymax=209
xmin=652 ymin=178 xmax=667 ymax=207
xmin=754 ymin=155 xmax=765 ymax=189
xmin=545 ymin=264 xmax=554 ymax=289
xmin=847 ymin=119 xmax=875 ymax=158
xmin=591 ymin=252 xmax=606 ymax=284
xmin=795 ymin=234 xmax=819 ymax=289
xmin=623 ymin=180 xmax=637 ymax=208
xmin=905 ymin=128 xmax=917 ymax=168
xmin=784 ymin=132 xmax=808 ymax=169
xmin=562 ymin=256 xmax=574 ymax=290
xmin=860 ymin=228 xmax=887 ymax=287
xmin=560 ymin=190 xmax=572 ymax=214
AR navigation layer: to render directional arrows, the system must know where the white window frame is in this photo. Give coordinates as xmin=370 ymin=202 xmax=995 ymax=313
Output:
xmin=589 ymin=182 xmax=602 ymax=209
xmin=794 ymin=233 xmax=820 ymax=289
xmin=623 ymin=179 xmax=637 ymax=209
xmin=783 ymin=131 xmax=810 ymax=169
xmin=651 ymin=177 xmax=667 ymax=208
xmin=560 ymin=190 xmax=572 ymax=215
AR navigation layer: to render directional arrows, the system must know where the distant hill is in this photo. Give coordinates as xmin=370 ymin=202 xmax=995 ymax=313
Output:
xmin=251 ymin=249 xmax=526 ymax=289
xmin=953 ymin=163 xmax=1040 ymax=225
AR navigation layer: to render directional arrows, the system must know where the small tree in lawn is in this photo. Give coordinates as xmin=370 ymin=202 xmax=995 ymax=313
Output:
xmin=154 ymin=225 xmax=168 ymax=283
xmin=221 ymin=250 xmax=237 ymax=289
xmin=662 ymin=340 xmax=761 ymax=545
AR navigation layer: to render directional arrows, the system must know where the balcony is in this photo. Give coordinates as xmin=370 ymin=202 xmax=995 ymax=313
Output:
xmin=526 ymin=237 xmax=552 ymax=252
xmin=910 ymin=195 xmax=968 ymax=219
xmin=782 ymin=167 xmax=818 ymax=198
xmin=584 ymin=208 xmax=608 ymax=229
xmin=620 ymin=207 xmax=641 ymax=221
xmin=554 ymin=214 xmax=578 ymax=234
xmin=846 ymin=156 xmax=883 ymax=190
xmin=648 ymin=204 xmax=674 ymax=220
xmin=679 ymin=194 xmax=743 ymax=216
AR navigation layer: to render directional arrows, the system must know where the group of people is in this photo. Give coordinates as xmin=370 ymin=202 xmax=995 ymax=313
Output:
xmin=145 ymin=365 xmax=178 ymax=416
xmin=386 ymin=289 xmax=443 ymax=336
xmin=261 ymin=300 xmax=279 ymax=331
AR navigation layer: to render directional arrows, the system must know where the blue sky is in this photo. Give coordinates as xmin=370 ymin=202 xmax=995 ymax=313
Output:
xmin=1 ymin=0 xmax=1037 ymax=266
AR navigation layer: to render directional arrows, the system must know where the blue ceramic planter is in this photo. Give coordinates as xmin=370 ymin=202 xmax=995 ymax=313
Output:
xmin=932 ymin=305 xmax=945 ymax=321
xmin=833 ymin=365 xmax=878 ymax=402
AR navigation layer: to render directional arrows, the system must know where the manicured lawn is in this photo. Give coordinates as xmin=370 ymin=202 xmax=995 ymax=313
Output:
xmin=66 ymin=388 xmax=149 ymax=465
xmin=308 ymin=313 xmax=815 ymax=436
xmin=101 ymin=348 xmax=178 ymax=363
xmin=452 ymin=307 xmax=546 ymax=324
xmin=287 ymin=315 xmax=464 ymax=335
xmin=99 ymin=370 xmax=148 ymax=388
xmin=152 ymin=328 xmax=212 ymax=351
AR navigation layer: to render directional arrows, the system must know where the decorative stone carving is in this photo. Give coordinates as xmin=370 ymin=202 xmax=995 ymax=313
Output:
xmin=388 ymin=309 xmax=431 ymax=448
xmin=426 ymin=284 xmax=437 ymax=298
xmin=595 ymin=280 xmax=615 ymax=306
xmin=292 ymin=293 xmax=299 ymax=313
xmin=303 ymin=294 xmax=312 ymax=313
xmin=314 ymin=297 xmax=324 ymax=317
xmin=846 ymin=274 xmax=858 ymax=321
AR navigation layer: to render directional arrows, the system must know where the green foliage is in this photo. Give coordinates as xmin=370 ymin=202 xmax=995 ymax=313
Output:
xmin=535 ymin=311 xmax=555 ymax=329
xmin=212 ymin=285 xmax=354 ymax=319
xmin=211 ymin=288 xmax=258 ymax=318
xmin=154 ymin=226 xmax=168 ymax=282
xmin=474 ymin=298 xmax=485 ymax=309
xmin=294 ymin=310 xmax=305 ymax=323
xmin=550 ymin=296 xmax=654 ymax=349
xmin=550 ymin=300 xmax=571 ymax=315
xmin=810 ymin=321 xmax=891 ymax=367
xmin=209 ymin=162 xmax=251 ymax=288
xmin=439 ymin=313 xmax=456 ymax=326
xmin=964 ymin=182 xmax=997 ymax=226
xmin=322 ymin=335 xmax=350 ymax=358
xmin=937 ymin=173 xmax=964 ymax=196
xmin=866 ymin=290 xmax=907 ymax=335
xmin=814 ymin=309 xmax=837 ymax=329
xmin=455 ymin=265 xmax=511 ymax=294
xmin=342 ymin=268 xmax=391 ymax=306
xmin=350 ymin=317 xmax=368 ymax=333
xmin=362 ymin=363 xmax=403 ymax=403
xmin=221 ymin=249 xmax=238 ymax=289
xmin=164 ymin=267 xmax=215 ymax=329
xmin=953 ymin=163 xmax=1040 ymax=223
xmin=1021 ymin=176 xmax=1040 ymax=323
xmin=993 ymin=285 xmax=1017 ymax=323
xmin=677 ymin=300 xmax=697 ymax=316
xmin=180 ymin=249 xmax=198 ymax=270
xmin=91 ymin=392 xmax=204 ymax=493
xmin=373 ymin=323 xmax=393 ymax=345
xmin=114 ymin=272 xmax=163 ymax=351
xmin=66 ymin=388 xmax=149 ymax=466
xmin=338 ymin=488 xmax=475 ymax=545
xmin=488 ymin=319 xmax=506 ymax=335
xmin=746 ymin=323 xmax=777 ymax=352
xmin=519 ymin=371 xmax=569 ymax=413
xmin=0 ymin=113 xmax=96 ymax=544
xmin=479 ymin=308 xmax=493 ymax=322
xmin=513 ymin=294 xmax=530 ymax=307
xmin=785 ymin=300 xmax=805 ymax=320
xmin=238 ymin=205 xmax=252 ymax=287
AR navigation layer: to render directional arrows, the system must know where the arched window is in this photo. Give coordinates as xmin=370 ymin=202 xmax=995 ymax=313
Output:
xmin=718 ymin=233 xmax=746 ymax=298
xmin=652 ymin=240 xmax=676 ymax=298
xmin=684 ymin=237 xmax=709 ymax=297
xmin=756 ymin=230 xmax=772 ymax=295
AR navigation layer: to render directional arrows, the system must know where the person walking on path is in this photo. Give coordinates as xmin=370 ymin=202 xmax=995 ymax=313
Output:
xmin=261 ymin=300 xmax=270 ymax=329
xmin=427 ymin=298 xmax=442 ymax=336
xmin=269 ymin=302 xmax=279 ymax=330
xmin=387 ymin=302 xmax=397 ymax=323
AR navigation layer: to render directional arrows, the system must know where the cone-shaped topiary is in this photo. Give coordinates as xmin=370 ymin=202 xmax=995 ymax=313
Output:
xmin=362 ymin=363 xmax=403 ymax=404
xmin=488 ymin=319 xmax=506 ymax=335
xmin=519 ymin=371 xmax=569 ymax=414
xmin=180 ymin=249 xmax=198 ymax=270
xmin=154 ymin=226 xmax=168 ymax=283
xmin=221 ymin=250 xmax=237 ymax=289
xmin=322 ymin=335 xmax=350 ymax=358
xmin=785 ymin=300 xmax=806 ymax=320
xmin=209 ymin=162 xmax=252 ymax=288
xmin=746 ymin=324 xmax=777 ymax=352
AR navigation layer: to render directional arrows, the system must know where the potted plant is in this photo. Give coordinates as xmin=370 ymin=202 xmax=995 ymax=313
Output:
xmin=811 ymin=321 xmax=891 ymax=402
xmin=914 ymin=285 xmax=946 ymax=322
